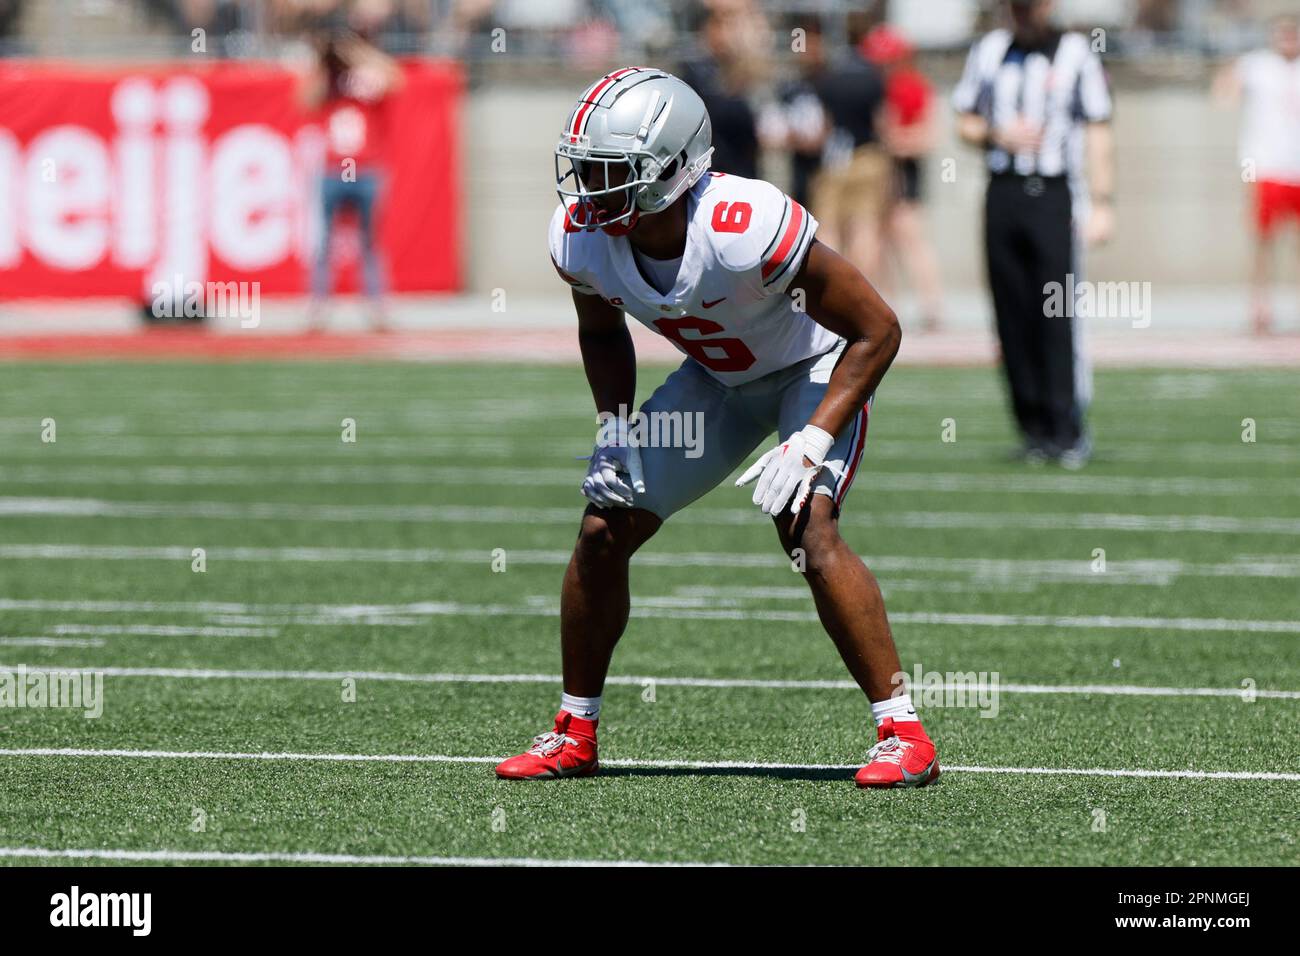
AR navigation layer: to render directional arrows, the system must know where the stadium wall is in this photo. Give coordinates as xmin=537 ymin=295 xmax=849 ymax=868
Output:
xmin=468 ymin=84 xmax=1276 ymax=296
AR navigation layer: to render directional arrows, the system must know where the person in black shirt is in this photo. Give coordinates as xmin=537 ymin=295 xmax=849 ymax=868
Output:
xmin=804 ymin=28 xmax=889 ymax=282
xmin=679 ymin=7 xmax=760 ymax=179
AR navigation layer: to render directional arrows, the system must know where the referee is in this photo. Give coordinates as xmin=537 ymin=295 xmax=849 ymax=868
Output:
xmin=954 ymin=0 xmax=1115 ymax=468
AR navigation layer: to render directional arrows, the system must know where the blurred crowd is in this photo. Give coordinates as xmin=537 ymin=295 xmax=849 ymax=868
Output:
xmin=141 ymin=0 xmax=1300 ymax=59
xmin=0 ymin=1 xmax=1288 ymax=58
xmin=140 ymin=0 xmax=435 ymax=55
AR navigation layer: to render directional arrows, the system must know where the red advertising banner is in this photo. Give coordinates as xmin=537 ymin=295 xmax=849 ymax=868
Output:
xmin=0 ymin=59 xmax=462 ymax=298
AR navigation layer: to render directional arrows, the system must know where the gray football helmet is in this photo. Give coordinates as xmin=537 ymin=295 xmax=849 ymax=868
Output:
xmin=556 ymin=67 xmax=714 ymax=229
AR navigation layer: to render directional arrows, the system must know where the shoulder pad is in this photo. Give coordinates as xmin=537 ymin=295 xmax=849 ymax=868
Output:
xmin=699 ymin=175 xmax=790 ymax=274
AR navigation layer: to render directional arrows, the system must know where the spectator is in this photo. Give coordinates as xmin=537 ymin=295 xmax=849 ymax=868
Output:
xmin=862 ymin=24 xmax=945 ymax=332
xmin=679 ymin=4 xmax=766 ymax=179
xmin=300 ymin=23 xmax=403 ymax=331
xmin=1214 ymin=14 xmax=1300 ymax=336
xmin=758 ymin=18 xmax=831 ymax=209
xmin=804 ymin=22 xmax=890 ymax=282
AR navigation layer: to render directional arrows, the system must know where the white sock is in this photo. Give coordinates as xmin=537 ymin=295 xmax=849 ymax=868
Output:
xmin=561 ymin=692 xmax=601 ymax=722
xmin=871 ymin=694 xmax=919 ymax=726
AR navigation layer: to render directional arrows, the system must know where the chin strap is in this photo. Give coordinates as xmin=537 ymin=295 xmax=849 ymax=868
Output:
xmin=599 ymin=207 xmax=639 ymax=236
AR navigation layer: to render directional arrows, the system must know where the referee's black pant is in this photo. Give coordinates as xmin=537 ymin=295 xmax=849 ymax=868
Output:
xmin=984 ymin=173 xmax=1083 ymax=453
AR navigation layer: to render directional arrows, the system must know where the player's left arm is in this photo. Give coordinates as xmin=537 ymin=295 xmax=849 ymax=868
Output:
xmin=790 ymin=239 xmax=902 ymax=441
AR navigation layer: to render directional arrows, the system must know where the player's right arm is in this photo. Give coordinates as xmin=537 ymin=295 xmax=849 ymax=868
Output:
xmin=550 ymin=202 xmax=635 ymax=417
xmin=571 ymin=290 xmax=645 ymax=508
xmin=552 ymin=201 xmax=645 ymax=507
xmin=573 ymin=289 xmax=636 ymax=421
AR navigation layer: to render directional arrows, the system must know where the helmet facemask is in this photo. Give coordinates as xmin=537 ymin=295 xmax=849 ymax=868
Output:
xmin=555 ymin=138 xmax=714 ymax=233
xmin=555 ymin=142 xmax=654 ymax=231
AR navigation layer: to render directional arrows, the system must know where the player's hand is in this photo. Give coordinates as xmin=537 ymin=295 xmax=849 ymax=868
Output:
xmin=581 ymin=417 xmax=645 ymax=509
xmin=735 ymin=425 xmax=834 ymax=516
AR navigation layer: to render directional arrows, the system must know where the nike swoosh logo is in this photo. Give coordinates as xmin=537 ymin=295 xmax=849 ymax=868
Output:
xmin=702 ymin=297 xmax=726 ymax=309
xmin=900 ymin=758 xmax=938 ymax=785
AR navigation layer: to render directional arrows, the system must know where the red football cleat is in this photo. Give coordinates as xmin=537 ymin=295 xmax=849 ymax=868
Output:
xmin=494 ymin=710 xmax=599 ymax=780
xmin=855 ymin=717 xmax=940 ymax=789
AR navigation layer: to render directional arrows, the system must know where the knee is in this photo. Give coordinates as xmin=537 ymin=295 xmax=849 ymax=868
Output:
xmin=574 ymin=511 xmax=646 ymax=566
xmin=785 ymin=515 xmax=845 ymax=581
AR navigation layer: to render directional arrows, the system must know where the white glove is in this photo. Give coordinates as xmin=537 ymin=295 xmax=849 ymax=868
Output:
xmin=735 ymin=425 xmax=834 ymax=516
xmin=581 ymin=417 xmax=645 ymax=509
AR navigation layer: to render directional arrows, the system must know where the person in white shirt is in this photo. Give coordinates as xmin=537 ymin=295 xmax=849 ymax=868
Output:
xmin=1215 ymin=15 xmax=1300 ymax=335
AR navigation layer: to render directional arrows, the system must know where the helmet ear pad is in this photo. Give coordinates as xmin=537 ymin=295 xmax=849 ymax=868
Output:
xmin=658 ymin=153 xmax=684 ymax=182
xmin=636 ymin=148 xmax=709 ymax=214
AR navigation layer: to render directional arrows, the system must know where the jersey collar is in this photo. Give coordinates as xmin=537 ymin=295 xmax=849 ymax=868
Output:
xmin=609 ymin=178 xmax=706 ymax=312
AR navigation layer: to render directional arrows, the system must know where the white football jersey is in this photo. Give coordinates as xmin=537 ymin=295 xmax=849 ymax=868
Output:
xmin=549 ymin=172 xmax=839 ymax=386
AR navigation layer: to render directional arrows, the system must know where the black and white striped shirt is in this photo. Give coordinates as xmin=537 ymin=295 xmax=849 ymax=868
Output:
xmin=953 ymin=29 xmax=1112 ymax=178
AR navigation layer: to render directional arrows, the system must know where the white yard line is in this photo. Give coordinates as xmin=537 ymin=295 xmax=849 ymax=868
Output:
xmin=1 ymin=663 xmax=1291 ymax=700
xmin=1 ymin=437 xmax=1295 ymax=464
xmin=3 ymin=544 xmax=1298 ymax=589
xmin=47 ymin=624 xmax=278 ymax=638
xmin=0 ymin=847 xmax=720 ymax=867
xmin=3 ymin=597 xmax=1298 ymax=634
xmin=0 ymin=637 xmax=106 ymax=648
xmin=2 ymin=496 xmax=1299 ymax=535
xmin=3 ymin=464 xmax=1295 ymax=498
xmin=0 ymin=747 xmax=1293 ymax=781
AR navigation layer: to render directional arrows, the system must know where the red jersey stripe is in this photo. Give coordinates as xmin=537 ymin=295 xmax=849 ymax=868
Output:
xmin=761 ymin=200 xmax=806 ymax=280
xmin=835 ymin=405 xmax=871 ymax=506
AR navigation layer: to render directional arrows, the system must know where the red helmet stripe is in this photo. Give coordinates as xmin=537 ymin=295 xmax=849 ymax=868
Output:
xmin=568 ymin=67 xmax=643 ymax=142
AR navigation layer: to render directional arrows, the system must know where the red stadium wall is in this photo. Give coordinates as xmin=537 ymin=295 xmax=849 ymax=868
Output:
xmin=0 ymin=59 xmax=462 ymax=298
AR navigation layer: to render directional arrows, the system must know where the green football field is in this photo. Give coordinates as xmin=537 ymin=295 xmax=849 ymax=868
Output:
xmin=0 ymin=360 xmax=1296 ymax=866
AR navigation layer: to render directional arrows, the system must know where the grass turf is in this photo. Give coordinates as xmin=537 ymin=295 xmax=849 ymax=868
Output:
xmin=0 ymin=361 xmax=1296 ymax=866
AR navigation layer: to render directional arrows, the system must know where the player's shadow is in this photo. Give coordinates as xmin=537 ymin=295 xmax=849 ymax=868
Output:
xmin=597 ymin=766 xmax=851 ymax=783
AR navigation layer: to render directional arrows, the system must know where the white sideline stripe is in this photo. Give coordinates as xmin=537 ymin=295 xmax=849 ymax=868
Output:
xmin=0 ymin=748 xmax=1293 ymax=782
xmin=0 ymin=847 xmax=718 ymax=868
xmin=3 ymin=544 xmax=1298 ymax=583
xmin=7 ymin=664 xmax=1294 ymax=700
xmin=3 ymin=598 xmax=1298 ymax=634
xmin=3 ymin=497 xmax=1299 ymax=535
xmin=4 ymin=464 xmax=1296 ymax=498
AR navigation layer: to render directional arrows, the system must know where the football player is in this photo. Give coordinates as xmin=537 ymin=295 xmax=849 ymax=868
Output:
xmin=495 ymin=69 xmax=939 ymax=788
